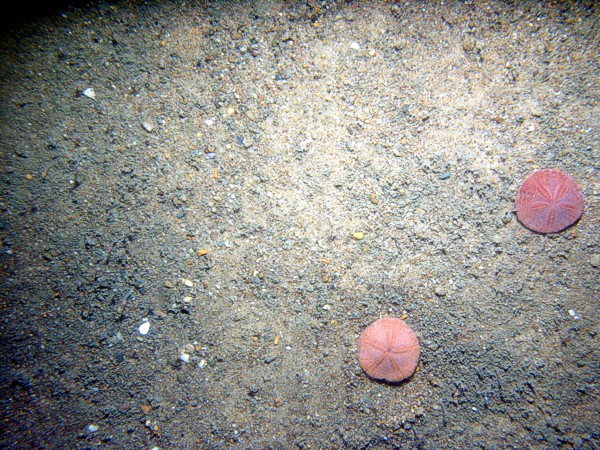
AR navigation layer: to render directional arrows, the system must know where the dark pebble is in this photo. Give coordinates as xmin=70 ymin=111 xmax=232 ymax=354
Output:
xmin=169 ymin=358 xmax=182 ymax=369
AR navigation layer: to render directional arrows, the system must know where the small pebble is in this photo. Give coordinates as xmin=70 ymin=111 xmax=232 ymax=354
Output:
xmin=434 ymin=286 xmax=447 ymax=297
xmin=182 ymin=278 xmax=194 ymax=287
xmin=350 ymin=42 xmax=360 ymax=50
xmin=180 ymin=353 xmax=190 ymax=363
xmin=227 ymin=107 xmax=235 ymax=116
xmin=138 ymin=321 xmax=151 ymax=335
xmin=82 ymin=87 xmax=95 ymax=99
xmin=352 ymin=232 xmax=364 ymax=240
xmin=184 ymin=343 xmax=195 ymax=353
xmin=142 ymin=119 xmax=155 ymax=132
xmin=88 ymin=424 xmax=99 ymax=433
xmin=501 ymin=210 xmax=512 ymax=224
xmin=141 ymin=404 xmax=152 ymax=414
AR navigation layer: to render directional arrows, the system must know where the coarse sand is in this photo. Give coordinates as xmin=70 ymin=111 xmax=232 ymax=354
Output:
xmin=0 ymin=1 xmax=598 ymax=448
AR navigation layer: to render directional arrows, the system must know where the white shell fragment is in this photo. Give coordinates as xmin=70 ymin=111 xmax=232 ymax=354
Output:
xmin=180 ymin=353 xmax=190 ymax=363
xmin=142 ymin=119 xmax=155 ymax=132
xmin=82 ymin=88 xmax=96 ymax=99
xmin=138 ymin=321 xmax=151 ymax=335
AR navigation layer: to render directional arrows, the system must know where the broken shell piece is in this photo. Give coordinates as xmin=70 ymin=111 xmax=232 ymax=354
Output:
xmin=184 ymin=343 xmax=195 ymax=353
xmin=142 ymin=119 xmax=155 ymax=132
xmin=138 ymin=321 xmax=151 ymax=335
xmin=82 ymin=88 xmax=96 ymax=99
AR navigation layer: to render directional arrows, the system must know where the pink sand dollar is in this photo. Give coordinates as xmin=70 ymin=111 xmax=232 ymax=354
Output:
xmin=515 ymin=169 xmax=584 ymax=234
xmin=357 ymin=317 xmax=420 ymax=383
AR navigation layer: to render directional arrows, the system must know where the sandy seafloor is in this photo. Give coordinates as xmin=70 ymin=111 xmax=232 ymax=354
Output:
xmin=0 ymin=0 xmax=598 ymax=448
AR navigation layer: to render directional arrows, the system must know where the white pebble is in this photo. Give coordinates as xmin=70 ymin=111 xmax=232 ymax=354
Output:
xmin=198 ymin=359 xmax=207 ymax=369
xmin=142 ymin=120 xmax=155 ymax=132
xmin=82 ymin=87 xmax=96 ymax=99
xmin=180 ymin=353 xmax=190 ymax=363
xmin=182 ymin=278 xmax=194 ymax=287
xmin=88 ymin=424 xmax=99 ymax=433
xmin=350 ymin=42 xmax=360 ymax=50
xmin=138 ymin=321 xmax=151 ymax=335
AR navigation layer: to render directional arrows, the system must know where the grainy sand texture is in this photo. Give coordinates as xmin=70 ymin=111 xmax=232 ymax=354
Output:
xmin=1 ymin=1 xmax=598 ymax=448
